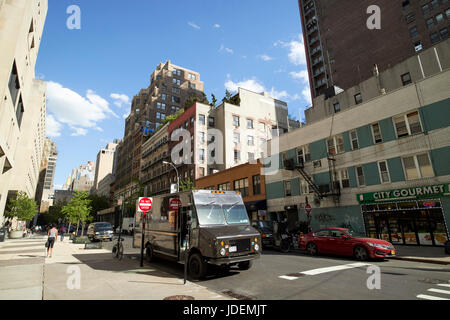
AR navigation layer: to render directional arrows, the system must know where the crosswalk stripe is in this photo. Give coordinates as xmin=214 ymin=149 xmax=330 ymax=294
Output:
xmin=417 ymin=294 xmax=450 ymax=300
xmin=428 ymin=288 xmax=450 ymax=295
xmin=437 ymin=284 xmax=450 ymax=288
xmin=279 ymin=276 xmax=299 ymax=281
xmin=300 ymin=263 xmax=371 ymax=276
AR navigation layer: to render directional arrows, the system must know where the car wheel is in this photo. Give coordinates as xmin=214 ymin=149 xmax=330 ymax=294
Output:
xmin=237 ymin=260 xmax=253 ymax=270
xmin=354 ymin=246 xmax=369 ymax=261
xmin=306 ymin=242 xmax=318 ymax=256
xmin=145 ymin=244 xmax=155 ymax=263
xmin=188 ymin=253 xmax=208 ymax=280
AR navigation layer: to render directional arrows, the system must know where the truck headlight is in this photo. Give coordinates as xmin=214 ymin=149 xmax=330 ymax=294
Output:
xmin=254 ymin=244 xmax=260 ymax=251
xmin=220 ymin=248 xmax=226 ymax=256
xmin=95 ymin=232 xmax=99 ymax=235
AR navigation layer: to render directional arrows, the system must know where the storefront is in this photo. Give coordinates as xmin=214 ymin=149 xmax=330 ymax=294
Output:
xmin=358 ymin=184 xmax=450 ymax=247
xmin=245 ymin=200 xmax=268 ymax=222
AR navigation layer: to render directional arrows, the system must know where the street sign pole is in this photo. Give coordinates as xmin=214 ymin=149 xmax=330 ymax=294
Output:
xmin=137 ymin=197 xmax=152 ymax=268
xmin=140 ymin=212 xmax=145 ymax=268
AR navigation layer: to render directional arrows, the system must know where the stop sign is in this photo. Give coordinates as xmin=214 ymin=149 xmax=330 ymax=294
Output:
xmin=305 ymin=204 xmax=312 ymax=214
xmin=138 ymin=197 xmax=153 ymax=212
xmin=169 ymin=198 xmax=182 ymax=210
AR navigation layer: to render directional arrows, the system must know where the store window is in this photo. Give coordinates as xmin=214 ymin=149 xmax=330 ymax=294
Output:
xmin=402 ymin=153 xmax=434 ymax=180
xmin=218 ymin=182 xmax=231 ymax=191
xmin=393 ymin=111 xmax=423 ymax=138
xmin=234 ymin=178 xmax=249 ymax=197
xmin=253 ymin=175 xmax=261 ymax=195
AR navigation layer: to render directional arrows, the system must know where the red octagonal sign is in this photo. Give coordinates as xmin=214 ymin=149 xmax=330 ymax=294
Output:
xmin=305 ymin=204 xmax=312 ymax=214
xmin=138 ymin=197 xmax=153 ymax=212
xmin=169 ymin=198 xmax=182 ymax=210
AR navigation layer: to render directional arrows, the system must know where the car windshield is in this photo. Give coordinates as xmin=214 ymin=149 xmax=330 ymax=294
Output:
xmin=257 ymin=221 xmax=273 ymax=229
xmin=95 ymin=223 xmax=112 ymax=231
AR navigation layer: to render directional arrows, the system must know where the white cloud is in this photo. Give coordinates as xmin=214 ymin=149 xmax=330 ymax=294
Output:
xmin=46 ymin=81 xmax=118 ymax=137
xmin=110 ymin=93 xmax=130 ymax=108
xmin=302 ymin=86 xmax=312 ymax=104
xmin=46 ymin=114 xmax=62 ymax=138
xmin=225 ymin=78 xmax=265 ymax=94
xmin=94 ymin=127 xmax=103 ymax=132
xmin=122 ymin=113 xmax=130 ymax=119
xmin=258 ymin=54 xmax=274 ymax=62
xmin=213 ymin=24 xmax=221 ymax=28
xmin=188 ymin=22 xmax=200 ymax=30
xmin=70 ymin=127 xmax=88 ymax=137
xmin=274 ymin=36 xmax=307 ymax=66
xmin=289 ymin=70 xmax=309 ymax=82
xmin=219 ymin=44 xmax=234 ymax=54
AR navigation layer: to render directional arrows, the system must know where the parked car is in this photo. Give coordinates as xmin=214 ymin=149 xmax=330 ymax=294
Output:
xmin=87 ymin=222 xmax=114 ymax=242
xmin=299 ymin=228 xmax=396 ymax=261
xmin=252 ymin=220 xmax=274 ymax=248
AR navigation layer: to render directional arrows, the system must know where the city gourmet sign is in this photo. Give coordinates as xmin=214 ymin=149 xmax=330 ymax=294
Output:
xmin=357 ymin=184 xmax=450 ymax=204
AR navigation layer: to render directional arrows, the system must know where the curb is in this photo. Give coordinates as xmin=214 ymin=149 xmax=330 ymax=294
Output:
xmin=390 ymin=256 xmax=450 ymax=265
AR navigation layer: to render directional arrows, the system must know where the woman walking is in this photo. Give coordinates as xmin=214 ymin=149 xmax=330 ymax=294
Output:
xmin=46 ymin=225 xmax=58 ymax=258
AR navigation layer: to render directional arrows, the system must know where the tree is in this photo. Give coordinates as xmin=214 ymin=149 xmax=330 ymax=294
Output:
xmin=222 ymin=90 xmax=233 ymax=103
xmin=210 ymin=94 xmax=218 ymax=107
xmin=5 ymin=191 xmax=37 ymax=230
xmin=179 ymin=178 xmax=195 ymax=191
xmin=222 ymin=90 xmax=240 ymax=106
xmin=185 ymin=93 xmax=209 ymax=109
xmin=87 ymin=194 xmax=109 ymax=221
xmin=61 ymin=191 xmax=92 ymax=236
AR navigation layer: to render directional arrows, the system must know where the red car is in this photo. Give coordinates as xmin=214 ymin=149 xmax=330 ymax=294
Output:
xmin=299 ymin=228 xmax=396 ymax=261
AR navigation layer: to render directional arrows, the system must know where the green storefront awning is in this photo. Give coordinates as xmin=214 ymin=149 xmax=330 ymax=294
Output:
xmin=357 ymin=183 xmax=450 ymax=204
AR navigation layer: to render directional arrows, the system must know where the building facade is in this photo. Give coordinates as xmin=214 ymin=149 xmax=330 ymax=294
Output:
xmin=298 ymin=0 xmax=450 ymax=99
xmin=69 ymin=162 xmax=95 ymax=192
xmin=196 ymin=161 xmax=267 ymax=222
xmin=93 ymin=140 xmax=119 ymax=193
xmin=0 ymin=0 xmax=48 ymax=224
xmin=265 ymin=45 xmax=450 ymax=247
xmin=35 ymin=138 xmax=57 ymax=213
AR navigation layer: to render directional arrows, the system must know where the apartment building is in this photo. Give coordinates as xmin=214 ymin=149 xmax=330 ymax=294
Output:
xmin=0 ymin=0 xmax=48 ymax=224
xmin=264 ymin=43 xmax=450 ymax=247
xmin=114 ymin=61 xmax=205 ymax=202
xmin=93 ymin=140 xmax=119 ymax=193
xmin=298 ymin=0 xmax=450 ymax=99
xmin=35 ymin=138 xmax=58 ymax=213
xmin=69 ymin=161 xmax=95 ymax=192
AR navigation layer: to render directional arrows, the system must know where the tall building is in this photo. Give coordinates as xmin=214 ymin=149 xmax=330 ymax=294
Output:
xmin=0 ymin=0 xmax=48 ymax=224
xmin=35 ymin=138 xmax=58 ymax=213
xmin=298 ymin=0 xmax=450 ymax=99
xmin=69 ymin=161 xmax=95 ymax=192
xmin=264 ymin=40 xmax=450 ymax=247
xmin=93 ymin=140 xmax=119 ymax=194
xmin=114 ymin=61 xmax=205 ymax=201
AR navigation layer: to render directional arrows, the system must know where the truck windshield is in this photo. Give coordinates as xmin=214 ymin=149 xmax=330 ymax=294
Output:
xmin=194 ymin=193 xmax=250 ymax=226
xmin=223 ymin=204 xmax=249 ymax=224
xmin=196 ymin=204 xmax=227 ymax=226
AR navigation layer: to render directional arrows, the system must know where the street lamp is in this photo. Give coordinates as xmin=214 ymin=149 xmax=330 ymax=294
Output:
xmin=163 ymin=161 xmax=179 ymax=193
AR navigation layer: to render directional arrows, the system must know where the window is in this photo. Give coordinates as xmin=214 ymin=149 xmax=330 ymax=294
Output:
xmin=199 ymin=149 xmax=205 ymax=162
xmin=162 ymin=84 xmax=167 ymax=91
xmin=172 ymin=78 xmax=181 ymax=86
xmin=430 ymin=32 xmax=440 ymax=43
xmin=172 ymin=69 xmax=182 ymax=76
xmin=301 ymin=179 xmax=313 ymax=194
xmin=402 ymin=153 xmax=434 ymax=180
xmin=247 ymin=119 xmax=254 ymax=129
xmin=333 ymin=102 xmax=341 ymax=113
xmin=422 ymin=4 xmax=430 ymax=15
xmin=378 ymin=161 xmax=391 ymax=183
xmin=371 ymin=123 xmax=383 ymax=144
xmin=16 ymin=95 xmax=24 ymax=128
xmin=188 ymin=82 xmax=196 ymax=89
xmin=156 ymin=112 xmax=162 ymax=119
xmin=161 ymin=93 xmax=166 ymax=101
xmin=354 ymin=93 xmax=362 ymax=105
xmin=218 ymin=182 xmax=231 ymax=191
xmin=172 ymin=87 xmax=180 ymax=94
xmin=233 ymin=133 xmax=240 ymax=144
xmin=427 ymin=18 xmax=435 ymax=29
xmin=233 ymin=115 xmax=240 ymax=127
xmin=248 ymin=152 xmax=255 ymax=162
xmin=199 ymin=114 xmax=205 ymax=125
xmin=393 ymin=111 xmax=423 ymax=138
xmin=297 ymin=145 xmax=311 ymax=164
xmin=8 ymin=61 xmax=20 ymax=105
xmin=284 ymin=181 xmax=292 ymax=197
xmin=248 ymin=135 xmax=254 ymax=146
xmin=414 ymin=41 xmax=423 ymax=52
xmin=199 ymin=132 xmax=205 ymax=143
xmin=185 ymin=121 xmax=189 ymax=129
xmin=401 ymin=72 xmax=412 ymax=85
xmin=208 ymin=116 xmax=215 ymax=127
xmin=338 ymin=169 xmax=350 ymax=189
xmin=447 ymin=8 xmax=450 ymax=19
xmin=356 ymin=166 xmax=365 ymax=186
xmin=253 ymin=175 xmax=261 ymax=195
xmin=350 ymin=130 xmax=359 ymax=150
xmin=410 ymin=26 xmax=419 ymax=37
xmin=431 ymin=0 xmax=439 ymax=9
xmin=234 ymin=150 xmax=240 ymax=162
xmin=161 ymin=113 xmax=166 ymax=120
xmin=405 ymin=12 xmax=415 ymax=24
xmin=327 ymin=134 xmax=345 ymax=155
xmin=234 ymin=178 xmax=249 ymax=197
xmin=199 ymin=167 xmax=205 ymax=177
xmin=440 ymin=28 xmax=449 ymax=39
xmin=190 ymin=74 xmax=197 ymax=80
xmin=402 ymin=0 xmax=410 ymax=10
xmin=172 ymin=96 xmax=180 ymax=103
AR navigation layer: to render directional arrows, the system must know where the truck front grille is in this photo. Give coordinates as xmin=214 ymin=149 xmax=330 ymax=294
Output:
xmin=230 ymin=238 xmax=251 ymax=252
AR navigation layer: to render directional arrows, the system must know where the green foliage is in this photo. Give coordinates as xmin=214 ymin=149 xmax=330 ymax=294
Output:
xmin=40 ymin=201 xmax=66 ymax=225
xmin=179 ymin=178 xmax=195 ymax=192
xmin=185 ymin=93 xmax=210 ymax=109
xmin=222 ymin=90 xmax=240 ymax=106
xmin=5 ymin=191 xmax=37 ymax=225
xmin=211 ymin=94 xmax=218 ymax=107
xmin=87 ymin=194 xmax=109 ymax=217
xmin=61 ymin=191 xmax=92 ymax=225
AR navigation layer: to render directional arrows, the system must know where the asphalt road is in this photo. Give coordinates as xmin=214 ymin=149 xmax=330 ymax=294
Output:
xmin=106 ymin=235 xmax=450 ymax=300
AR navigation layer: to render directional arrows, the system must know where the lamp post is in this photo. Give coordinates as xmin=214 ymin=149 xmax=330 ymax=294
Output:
xmin=163 ymin=161 xmax=180 ymax=193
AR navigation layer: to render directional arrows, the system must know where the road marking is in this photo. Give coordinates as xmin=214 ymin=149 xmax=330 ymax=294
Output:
xmin=437 ymin=284 xmax=450 ymax=288
xmin=417 ymin=294 xmax=450 ymax=300
xmin=279 ymin=263 xmax=372 ymax=280
xmin=428 ymin=288 xmax=450 ymax=295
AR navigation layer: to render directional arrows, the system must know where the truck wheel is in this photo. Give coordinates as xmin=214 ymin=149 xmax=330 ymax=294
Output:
xmin=237 ymin=260 xmax=253 ymax=270
xmin=188 ymin=253 xmax=207 ymax=280
xmin=145 ymin=244 xmax=155 ymax=262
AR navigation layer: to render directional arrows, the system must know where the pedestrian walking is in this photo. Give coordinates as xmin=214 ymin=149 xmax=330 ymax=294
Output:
xmin=46 ymin=225 xmax=58 ymax=258
xmin=59 ymin=225 xmax=66 ymax=242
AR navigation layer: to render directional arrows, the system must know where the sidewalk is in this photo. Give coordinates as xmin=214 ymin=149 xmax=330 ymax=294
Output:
xmin=390 ymin=245 xmax=450 ymax=265
xmin=0 ymin=235 xmax=231 ymax=300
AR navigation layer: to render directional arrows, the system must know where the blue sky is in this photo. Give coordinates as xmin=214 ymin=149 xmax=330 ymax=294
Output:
xmin=36 ymin=0 xmax=311 ymax=188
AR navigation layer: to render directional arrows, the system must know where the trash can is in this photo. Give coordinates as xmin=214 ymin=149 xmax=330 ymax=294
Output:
xmin=0 ymin=228 xmax=6 ymax=242
xmin=445 ymin=240 xmax=450 ymax=255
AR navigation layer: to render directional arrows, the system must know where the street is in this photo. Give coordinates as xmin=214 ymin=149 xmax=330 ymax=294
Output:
xmin=111 ymin=237 xmax=450 ymax=300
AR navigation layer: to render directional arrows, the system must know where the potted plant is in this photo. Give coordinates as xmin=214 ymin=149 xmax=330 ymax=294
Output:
xmin=5 ymin=191 xmax=37 ymax=239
